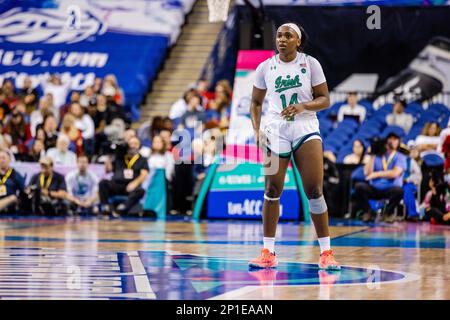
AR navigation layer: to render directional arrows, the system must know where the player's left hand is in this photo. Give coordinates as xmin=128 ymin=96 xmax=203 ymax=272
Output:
xmin=281 ymin=103 xmax=305 ymax=119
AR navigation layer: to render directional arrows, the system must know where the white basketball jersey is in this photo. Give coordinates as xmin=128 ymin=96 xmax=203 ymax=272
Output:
xmin=254 ymin=52 xmax=326 ymax=120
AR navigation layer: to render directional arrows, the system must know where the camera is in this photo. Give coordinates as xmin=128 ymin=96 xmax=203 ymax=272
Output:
xmin=369 ymin=137 xmax=386 ymax=157
xmin=110 ymin=140 xmax=129 ymax=158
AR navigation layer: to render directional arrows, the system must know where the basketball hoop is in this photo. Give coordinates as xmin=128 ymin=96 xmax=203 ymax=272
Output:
xmin=207 ymin=0 xmax=230 ymax=22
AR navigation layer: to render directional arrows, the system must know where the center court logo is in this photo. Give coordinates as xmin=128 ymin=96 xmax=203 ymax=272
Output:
xmin=0 ymin=248 xmax=414 ymax=299
xmin=0 ymin=7 xmax=107 ymax=44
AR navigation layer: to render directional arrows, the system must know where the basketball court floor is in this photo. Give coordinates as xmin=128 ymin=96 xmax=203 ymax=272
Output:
xmin=0 ymin=217 xmax=448 ymax=300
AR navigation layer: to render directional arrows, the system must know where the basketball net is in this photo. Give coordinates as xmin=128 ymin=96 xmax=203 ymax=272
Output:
xmin=207 ymin=0 xmax=230 ymax=22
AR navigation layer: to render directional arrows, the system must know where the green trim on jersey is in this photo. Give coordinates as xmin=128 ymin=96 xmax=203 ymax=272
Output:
xmin=292 ymin=132 xmax=321 ymax=153
xmin=265 ymin=145 xmax=292 ymax=159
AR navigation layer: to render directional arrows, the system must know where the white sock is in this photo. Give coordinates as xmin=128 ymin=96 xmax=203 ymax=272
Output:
xmin=263 ymin=237 xmax=275 ymax=253
xmin=318 ymin=236 xmax=331 ymax=254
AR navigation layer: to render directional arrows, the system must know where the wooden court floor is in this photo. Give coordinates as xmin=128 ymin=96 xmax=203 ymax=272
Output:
xmin=0 ymin=217 xmax=448 ymax=300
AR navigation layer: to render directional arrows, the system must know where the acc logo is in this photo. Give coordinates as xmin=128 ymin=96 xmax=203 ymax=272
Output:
xmin=0 ymin=7 xmax=107 ymax=44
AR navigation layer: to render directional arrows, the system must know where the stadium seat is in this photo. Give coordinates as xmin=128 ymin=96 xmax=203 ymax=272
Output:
xmin=336 ymin=145 xmax=354 ymax=163
xmin=429 ymin=103 xmax=449 ymax=114
xmin=338 ymin=118 xmax=360 ymax=129
xmin=406 ymin=102 xmax=423 ymax=114
xmin=377 ymin=103 xmax=393 ymax=115
xmin=363 ymin=119 xmax=385 ymax=130
xmin=351 ymin=166 xmax=366 ymax=182
xmin=381 ymin=125 xmax=405 ymax=138
xmin=440 ymin=115 xmax=449 ymax=129
xmin=422 ymin=152 xmax=445 ymax=167
xmin=358 ymin=99 xmax=374 ymax=114
xmin=371 ymin=113 xmax=388 ymax=126
xmin=323 ymin=142 xmax=338 ymax=154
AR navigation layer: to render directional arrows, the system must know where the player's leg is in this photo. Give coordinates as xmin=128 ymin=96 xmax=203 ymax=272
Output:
xmin=292 ymin=138 xmax=340 ymax=270
xmin=249 ymin=147 xmax=290 ymax=269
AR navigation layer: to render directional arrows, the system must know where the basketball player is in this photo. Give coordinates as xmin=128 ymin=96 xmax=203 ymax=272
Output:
xmin=249 ymin=23 xmax=340 ymax=270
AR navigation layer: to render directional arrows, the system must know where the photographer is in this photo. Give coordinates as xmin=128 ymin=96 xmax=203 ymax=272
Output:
xmin=0 ymin=150 xmax=25 ymax=214
xmin=351 ymin=132 xmax=407 ymax=223
xmin=26 ymin=157 xmax=68 ymax=215
xmin=99 ymin=136 xmax=149 ymax=217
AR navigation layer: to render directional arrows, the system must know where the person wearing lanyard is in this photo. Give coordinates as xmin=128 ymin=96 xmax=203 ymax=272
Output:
xmin=0 ymin=150 xmax=25 ymax=213
xmin=27 ymin=156 xmax=68 ymax=215
xmin=352 ymin=132 xmax=407 ymax=223
xmin=99 ymin=136 xmax=149 ymax=217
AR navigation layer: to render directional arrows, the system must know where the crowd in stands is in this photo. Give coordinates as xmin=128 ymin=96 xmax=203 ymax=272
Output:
xmin=1 ymin=74 xmax=450 ymax=224
xmin=321 ymin=92 xmax=450 ymax=225
xmin=0 ymin=75 xmax=233 ymax=217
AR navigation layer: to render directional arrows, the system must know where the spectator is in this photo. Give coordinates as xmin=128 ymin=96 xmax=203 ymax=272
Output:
xmin=337 ymin=92 xmax=366 ymax=123
xmin=147 ymin=135 xmax=175 ymax=181
xmin=26 ymin=156 xmax=68 ymax=215
xmin=79 ymin=86 xmax=96 ymax=108
xmin=99 ymin=136 xmax=149 ymax=217
xmin=41 ymin=115 xmax=59 ymax=151
xmin=214 ymin=79 xmax=232 ymax=101
xmin=87 ymin=98 xmax=108 ymax=156
xmin=3 ymin=109 xmax=31 ymax=160
xmin=30 ymin=95 xmax=57 ymax=136
xmin=343 ymin=139 xmax=370 ymax=165
xmin=0 ymin=126 xmax=10 ymax=152
xmin=162 ymin=117 xmax=174 ymax=132
xmin=160 ymin=129 xmax=173 ymax=151
xmin=1 ymin=79 xmax=19 ymax=107
xmin=102 ymin=74 xmax=124 ymax=106
xmin=386 ymin=100 xmax=414 ymax=134
xmin=437 ymin=118 xmax=450 ymax=153
xmin=169 ymin=89 xmax=198 ymax=120
xmin=103 ymin=89 xmax=126 ymax=123
xmin=415 ymin=122 xmax=441 ymax=153
xmin=197 ymin=78 xmax=213 ymax=108
xmin=65 ymin=154 xmax=99 ymax=215
xmin=26 ymin=139 xmax=45 ymax=162
xmin=323 ymin=150 xmax=337 ymax=163
xmin=0 ymin=89 xmax=11 ymax=124
xmin=443 ymin=134 xmax=450 ymax=173
xmin=179 ymin=92 xmax=206 ymax=133
xmin=0 ymin=150 xmax=25 ymax=214
xmin=40 ymin=74 xmax=71 ymax=109
xmin=351 ymin=132 xmax=407 ymax=223
xmin=189 ymin=138 xmax=207 ymax=214
xmin=93 ymin=77 xmax=103 ymax=94
xmin=402 ymin=141 xmax=422 ymax=220
xmin=19 ymin=77 xmax=38 ymax=115
xmin=70 ymin=102 xmax=95 ymax=156
xmin=421 ymin=172 xmax=450 ymax=225
xmin=60 ymin=114 xmax=83 ymax=155
xmin=149 ymin=116 xmax=164 ymax=140
xmin=93 ymin=94 xmax=109 ymax=125
xmin=60 ymin=91 xmax=81 ymax=120
xmin=123 ymin=129 xmax=137 ymax=142
xmin=14 ymin=101 xmax=28 ymax=122
xmin=205 ymin=91 xmax=231 ymax=131
xmin=46 ymin=134 xmax=77 ymax=166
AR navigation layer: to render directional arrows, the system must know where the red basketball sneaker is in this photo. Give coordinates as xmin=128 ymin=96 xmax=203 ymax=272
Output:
xmin=248 ymin=249 xmax=278 ymax=269
xmin=319 ymin=250 xmax=341 ymax=270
